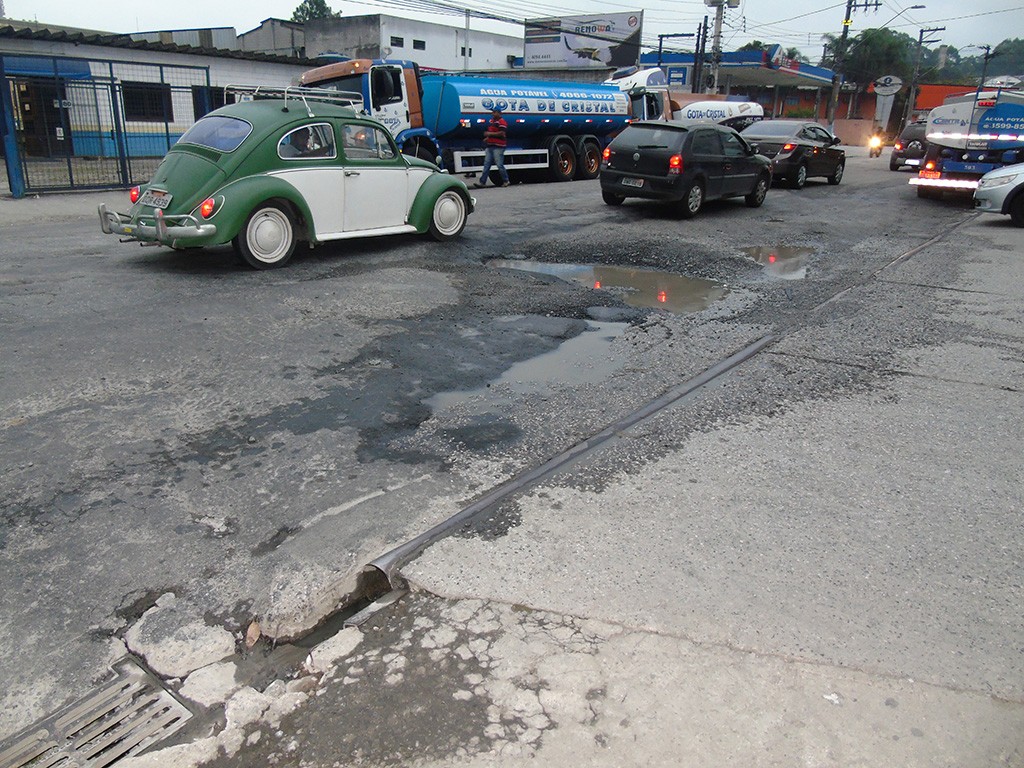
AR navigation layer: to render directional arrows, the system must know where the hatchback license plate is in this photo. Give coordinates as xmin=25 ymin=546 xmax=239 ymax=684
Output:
xmin=140 ymin=190 xmax=172 ymax=209
xmin=622 ymin=178 xmax=644 ymax=188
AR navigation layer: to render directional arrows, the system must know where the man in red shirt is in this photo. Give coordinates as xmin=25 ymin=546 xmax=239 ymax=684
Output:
xmin=475 ymin=107 xmax=511 ymax=188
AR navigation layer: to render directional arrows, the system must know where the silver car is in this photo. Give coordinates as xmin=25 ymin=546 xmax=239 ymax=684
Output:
xmin=974 ymin=162 xmax=1024 ymax=227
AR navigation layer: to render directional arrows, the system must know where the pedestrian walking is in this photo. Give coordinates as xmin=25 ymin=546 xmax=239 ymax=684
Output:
xmin=475 ymin=107 xmax=510 ymax=188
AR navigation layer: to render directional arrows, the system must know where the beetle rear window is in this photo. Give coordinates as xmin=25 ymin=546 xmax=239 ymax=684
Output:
xmin=178 ymin=116 xmax=253 ymax=152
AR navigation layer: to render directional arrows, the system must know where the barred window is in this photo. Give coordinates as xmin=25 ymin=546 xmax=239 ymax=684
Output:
xmin=122 ymin=81 xmax=173 ymax=122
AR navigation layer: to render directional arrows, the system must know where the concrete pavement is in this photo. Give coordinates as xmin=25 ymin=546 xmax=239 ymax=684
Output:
xmin=105 ymin=196 xmax=1024 ymax=766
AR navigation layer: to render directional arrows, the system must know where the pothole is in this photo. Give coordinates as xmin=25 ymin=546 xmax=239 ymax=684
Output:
xmin=739 ymin=246 xmax=813 ymax=280
xmin=488 ymin=260 xmax=728 ymax=313
xmin=427 ymin=320 xmax=627 ymax=414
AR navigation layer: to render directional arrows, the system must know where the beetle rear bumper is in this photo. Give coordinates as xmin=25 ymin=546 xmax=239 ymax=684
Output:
xmin=99 ymin=204 xmax=216 ymax=245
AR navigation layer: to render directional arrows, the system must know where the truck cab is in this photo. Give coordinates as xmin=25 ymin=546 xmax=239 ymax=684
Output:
xmin=911 ymin=87 xmax=1024 ymax=198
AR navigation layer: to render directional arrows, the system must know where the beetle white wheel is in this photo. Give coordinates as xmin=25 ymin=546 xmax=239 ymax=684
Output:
xmin=234 ymin=203 xmax=297 ymax=269
xmin=429 ymin=190 xmax=468 ymax=241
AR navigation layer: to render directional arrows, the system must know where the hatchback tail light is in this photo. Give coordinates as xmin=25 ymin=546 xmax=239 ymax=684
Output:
xmin=129 ymin=186 xmax=141 ymax=204
xmin=894 ymin=142 xmax=903 ymax=151
xmin=781 ymin=143 xmax=797 ymax=152
xmin=199 ymin=197 xmax=217 ymax=218
xmin=668 ymin=154 xmax=683 ymax=175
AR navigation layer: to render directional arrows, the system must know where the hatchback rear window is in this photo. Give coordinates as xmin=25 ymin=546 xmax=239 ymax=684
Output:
xmin=615 ymin=125 xmax=687 ymax=150
xmin=742 ymin=121 xmax=799 ymax=137
xmin=178 ymin=116 xmax=252 ymax=152
xmin=900 ymin=124 xmax=927 ymax=141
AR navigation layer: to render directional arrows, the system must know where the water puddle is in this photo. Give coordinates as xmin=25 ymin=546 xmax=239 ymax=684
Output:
xmin=740 ymin=246 xmax=813 ymax=280
xmin=488 ymin=260 xmax=728 ymax=314
xmin=428 ymin=320 xmax=626 ymax=414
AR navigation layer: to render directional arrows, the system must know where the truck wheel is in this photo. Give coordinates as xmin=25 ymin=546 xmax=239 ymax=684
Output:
xmin=549 ymin=141 xmax=576 ymax=182
xmin=428 ymin=190 xmax=468 ymax=241
xmin=602 ymin=189 xmax=625 ymax=206
xmin=233 ymin=202 xmax=297 ymax=269
xmin=576 ymin=142 xmax=602 ymax=180
xmin=678 ymin=180 xmax=704 ymax=219
xmin=1009 ymin=194 xmax=1024 ymax=227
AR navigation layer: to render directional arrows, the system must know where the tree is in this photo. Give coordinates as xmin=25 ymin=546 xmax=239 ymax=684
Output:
xmin=291 ymin=0 xmax=339 ymax=23
xmin=737 ymin=40 xmax=768 ymax=53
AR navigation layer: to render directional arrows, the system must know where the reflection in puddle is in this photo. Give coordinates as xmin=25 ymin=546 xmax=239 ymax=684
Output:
xmin=488 ymin=260 xmax=727 ymax=314
xmin=740 ymin=246 xmax=813 ymax=280
xmin=428 ymin=321 xmax=626 ymax=414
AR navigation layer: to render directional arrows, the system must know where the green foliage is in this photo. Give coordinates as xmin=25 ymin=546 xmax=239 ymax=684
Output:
xmin=784 ymin=107 xmax=817 ymax=118
xmin=737 ymin=40 xmax=768 ymax=52
xmin=291 ymin=0 xmax=339 ymax=23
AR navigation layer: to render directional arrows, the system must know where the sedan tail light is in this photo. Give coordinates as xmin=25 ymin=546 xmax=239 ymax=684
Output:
xmin=602 ymin=147 xmax=611 ymax=161
xmin=781 ymin=143 xmax=797 ymax=152
xmin=668 ymin=154 xmax=683 ymax=175
xmin=129 ymin=186 xmax=141 ymax=204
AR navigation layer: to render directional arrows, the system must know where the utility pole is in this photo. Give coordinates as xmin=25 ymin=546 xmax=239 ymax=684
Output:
xmin=826 ymin=0 xmax=881 ymax=132
xmin=704 ymin=0 xmax=738 ymax=93
xmin=900 ymin=26 xmax=944 ymax=132
xmin=693 ymin=17 xmax=709 ymax=94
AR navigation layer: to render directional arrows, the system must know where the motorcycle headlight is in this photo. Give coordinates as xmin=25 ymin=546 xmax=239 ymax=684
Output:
xmin=978 ymin=173 xmax=1018 ymax=189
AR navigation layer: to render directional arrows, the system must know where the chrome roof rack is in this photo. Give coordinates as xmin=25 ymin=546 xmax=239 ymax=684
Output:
xmin=223 ymin=85 xmax=363 ymax=117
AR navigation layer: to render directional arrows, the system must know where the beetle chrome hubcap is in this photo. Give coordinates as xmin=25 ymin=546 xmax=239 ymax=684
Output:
xmin=433 ymin=191 xmax=466 ymax=236
xmin=248 ymin=208 xmax=292 ymax=263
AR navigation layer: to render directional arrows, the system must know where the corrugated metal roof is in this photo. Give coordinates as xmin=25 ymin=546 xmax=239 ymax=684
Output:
xmin=0 ymin=19 xmax=317 ymax=65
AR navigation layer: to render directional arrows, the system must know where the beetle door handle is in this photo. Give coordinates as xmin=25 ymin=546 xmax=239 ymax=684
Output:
xmin=345 ymin=171 xmax=361 ymax=176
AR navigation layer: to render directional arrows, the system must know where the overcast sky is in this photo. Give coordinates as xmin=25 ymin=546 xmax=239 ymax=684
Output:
xmin=6 ymin=0 xmax=1022 ymax=58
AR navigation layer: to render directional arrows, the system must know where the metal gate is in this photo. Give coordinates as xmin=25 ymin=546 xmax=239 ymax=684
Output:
xmin=1 ymin=56 xmax=212 ymax=196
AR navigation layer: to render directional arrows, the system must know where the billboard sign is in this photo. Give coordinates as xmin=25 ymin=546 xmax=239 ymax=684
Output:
xmin=524 ymin=12 xmax=644 ymax=69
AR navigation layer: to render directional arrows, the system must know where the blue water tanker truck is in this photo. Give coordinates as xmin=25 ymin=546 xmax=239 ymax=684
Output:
xmin=300 ymin=59 xmax=666 ymax=182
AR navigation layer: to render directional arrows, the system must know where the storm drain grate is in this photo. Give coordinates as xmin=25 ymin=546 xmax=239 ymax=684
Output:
xmin=0 ymin=656 xmax=193 ymax=768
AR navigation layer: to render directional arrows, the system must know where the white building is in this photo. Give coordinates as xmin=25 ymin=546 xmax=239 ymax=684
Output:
xmin=304 ymin=15 xmax=521 ymax=71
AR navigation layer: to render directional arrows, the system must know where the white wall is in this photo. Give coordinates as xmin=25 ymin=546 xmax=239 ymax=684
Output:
xmin=380 ymin=17 xmax=521 ymax=70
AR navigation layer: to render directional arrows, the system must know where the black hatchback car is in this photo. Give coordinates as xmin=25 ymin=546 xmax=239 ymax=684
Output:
xmin=890 ymin=120 xmax=929 ymax=171
xmin=739 ymin=120 xmax=845 ymax=189
xmin=599 ymin=122 xmax=772 ymax=218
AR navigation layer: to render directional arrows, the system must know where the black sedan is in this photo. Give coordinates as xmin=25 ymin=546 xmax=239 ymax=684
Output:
xmin=739 ymin=120 xmax=845 ymax=189
xmin=599 ymin=121 xmax=772 ymax=218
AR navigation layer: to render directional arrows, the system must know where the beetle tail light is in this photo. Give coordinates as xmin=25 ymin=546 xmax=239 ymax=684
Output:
xmin=668 ymin=154 xmax=683 ymax=175
xmin=199 ymin=197 xmax=216 ymax=218
xmin=129 ymin=186 xmax=141 ymax=204
xmin=782 ymin=143 xmax=797 ymax=152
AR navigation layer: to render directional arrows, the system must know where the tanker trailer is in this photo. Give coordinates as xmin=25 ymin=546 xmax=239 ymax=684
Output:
xmin=299 ymin=59 xmax=637 ymax=182
xmin=420 ymin=74 xmax=631 ymax=182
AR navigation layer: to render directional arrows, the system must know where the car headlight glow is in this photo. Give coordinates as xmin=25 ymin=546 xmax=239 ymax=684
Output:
xmin=978 ymin=173 xmax=1018 ymax=189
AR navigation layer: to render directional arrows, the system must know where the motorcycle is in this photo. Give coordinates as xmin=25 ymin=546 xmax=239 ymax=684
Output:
xmin=868 ymin=134 xmax=884 ymax=158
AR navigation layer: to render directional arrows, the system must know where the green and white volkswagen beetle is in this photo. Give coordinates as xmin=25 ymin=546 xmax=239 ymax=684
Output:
xmin=99 ymin=88 xmax=474 ymax=269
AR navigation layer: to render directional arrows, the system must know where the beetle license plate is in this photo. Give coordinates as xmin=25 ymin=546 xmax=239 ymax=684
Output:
xmin=622 ymin=178 xmax=644 ymax=188
xmin=140 ymin=190 xmax=172 ymax=209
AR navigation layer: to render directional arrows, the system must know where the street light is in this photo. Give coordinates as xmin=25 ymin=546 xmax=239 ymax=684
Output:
xmin=826 ymin=3 xmax=925 ymax=131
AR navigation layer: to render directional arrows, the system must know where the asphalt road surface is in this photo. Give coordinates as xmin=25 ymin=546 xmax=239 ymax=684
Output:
xmin=1 ymin=153 xmax=1021 ymax=766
